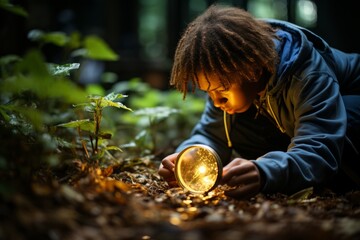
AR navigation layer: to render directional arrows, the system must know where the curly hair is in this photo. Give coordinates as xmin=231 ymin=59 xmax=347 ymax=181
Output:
xmin=170 ymin=4 xmax=279 ymax=98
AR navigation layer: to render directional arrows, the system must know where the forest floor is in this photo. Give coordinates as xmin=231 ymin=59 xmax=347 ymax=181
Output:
xmin=1 ymin=158 xmax=360 ymax=240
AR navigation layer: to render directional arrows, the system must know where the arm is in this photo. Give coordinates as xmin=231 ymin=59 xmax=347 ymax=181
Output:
xmin=254 ymin=73 xmax=347 ymax=194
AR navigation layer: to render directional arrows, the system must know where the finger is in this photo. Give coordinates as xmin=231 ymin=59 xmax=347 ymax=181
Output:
xmin=226 ymin=171 xmax=260 ymax=186
xmin=161 ymin=153 xmax=178 ymax=171
xmin=222 ymin=165 xmax=252 ymax=183
xmin=158 ymin=167 xmax=175 ymax=180
xmin=224 ymin=182 xmax=260 ymax=199
xmin=222 ymin=158 xmax=251 ymax=177
xmin=167 ymin=180 xmax=179 ymax=187
xmin=223 ymin=159 xmax=259 ymax=179
xmin=222 ymin=158 xmax=244 ymax=172
xmin=161 ymin=159 xmax=175 ymax=171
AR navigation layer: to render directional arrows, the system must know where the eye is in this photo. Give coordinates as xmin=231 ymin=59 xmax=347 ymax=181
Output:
xmin=215 ymin=89 xmax=228 ymax=94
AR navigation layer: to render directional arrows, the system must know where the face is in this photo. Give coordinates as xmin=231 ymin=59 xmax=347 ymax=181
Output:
xmin=197 ymin=72 xmax=262 ymax=114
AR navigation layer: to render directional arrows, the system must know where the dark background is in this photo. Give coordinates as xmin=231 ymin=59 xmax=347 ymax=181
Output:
xmin=1 ymin=0 xmax=359 ymax=90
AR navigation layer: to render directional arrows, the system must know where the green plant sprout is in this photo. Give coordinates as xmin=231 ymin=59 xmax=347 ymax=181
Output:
xmin=0 ymin=2 xmax=125 ymax=186
xmin=57 ymin=93 xmax=132 ymax=163
xmin=0 ymin=50 xmax=87 ymax=130
xmin=131 ymin=106 xmax=179 ymax=154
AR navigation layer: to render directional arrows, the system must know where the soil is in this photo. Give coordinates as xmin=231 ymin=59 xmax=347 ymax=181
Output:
xmin=1 ymin=159 xmax=360 ymax=240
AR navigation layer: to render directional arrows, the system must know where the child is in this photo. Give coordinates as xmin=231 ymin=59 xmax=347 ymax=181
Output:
xmin=158 ymin=5 xmax=360 ymax=199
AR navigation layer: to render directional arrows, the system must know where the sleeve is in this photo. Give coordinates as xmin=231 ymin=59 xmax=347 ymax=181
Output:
xmin=253 ymin=73 xmax=347 ymax=194
xmin=176 ymin=96 xmax=233 ymax=163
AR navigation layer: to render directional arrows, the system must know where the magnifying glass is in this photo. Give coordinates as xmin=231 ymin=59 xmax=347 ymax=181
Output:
xmin=174 ymin=144 xmax=223 ymax=194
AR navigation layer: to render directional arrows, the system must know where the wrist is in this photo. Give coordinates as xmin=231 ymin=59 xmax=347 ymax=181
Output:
xmin=252 ymin=161 xmax=266 ymax=192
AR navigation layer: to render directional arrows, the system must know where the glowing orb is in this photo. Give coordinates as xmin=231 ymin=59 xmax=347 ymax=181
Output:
xmin=175 ymin=144 xmax=222 ymax=194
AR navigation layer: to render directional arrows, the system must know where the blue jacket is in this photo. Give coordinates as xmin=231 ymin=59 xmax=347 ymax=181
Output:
xmin=176 ymin=19 xmax=360 ymax=194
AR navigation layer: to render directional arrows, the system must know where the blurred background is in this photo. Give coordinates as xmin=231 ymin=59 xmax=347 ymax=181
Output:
xmin=1 ymin=0 xmax=360 ymax=90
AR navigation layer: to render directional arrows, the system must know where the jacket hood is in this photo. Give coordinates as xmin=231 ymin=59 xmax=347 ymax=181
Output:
xmin=264 ymin=19 xmax=330 ymax=97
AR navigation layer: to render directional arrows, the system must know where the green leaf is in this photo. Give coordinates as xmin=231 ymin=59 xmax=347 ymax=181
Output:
xmin=28 ymin=30 xmax=69 ymax=46
xmin=46 ymin=79 xmax=87 ymax=103
xmin=42 ymin=32 xmax=69 ymax=46
xmin=68 ymin=31 xmax=82 ymax=50
xmin=103 ymin=92 xmax=127 ymax=102
xmin=0 ymin=0 xmax=28 ymax=17
xmin=73 ymin=102 xmax=96 ymax=113
xmin=84 ymin=35 xmax=119 ymax=61
xmin=105 ymin=145 xmax=123 ymax=152
xmin=16 ymin=49 xmax=50 ymax=77
xmin=0 ymin=55 xmax=21 ymax=66
xmin=87 ymin=93 xmax=132 ymax=111
xmin=0 ymin=50 xmax=87 ymax=103
xmin=101 ymin=72 xmax=118 ymax=83
xmin=85 ymin=84 xmax=106 ymax=96
xmin=0 ymin=107 xmax=10 ymax=122
xmin=97 ymin=132 xmax=112 ymax=140
xmin=47 ymin=63 xmax=80 ymax=76
xmin=101 ymin=99 xmax=132 ymax=111
xmin=102 ymin=92 xmax=132 ymax=111
xmin=130 ymin=90 xmax=162 ymax=108
xmin=1 ymin=105 xmax=44 ymax=130
xmin=57 ymin=119 xmax=94 ymax=132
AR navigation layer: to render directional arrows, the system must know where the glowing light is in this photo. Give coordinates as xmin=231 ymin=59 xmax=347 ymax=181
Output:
xmin=198 ymin=165 xmax=206 ymax=174
xmin=175 ymin=144 xmax=222 ymax=194
xmin=203 ymin=176 xmax=211 ymax=183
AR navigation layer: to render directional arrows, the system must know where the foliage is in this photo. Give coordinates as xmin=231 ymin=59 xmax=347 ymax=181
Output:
xmin=124 ymin=106 xmax=179 ymax=155
xmin=0 ymin=0 xmax=28 ymax=17
xmin=0 ymin=50 xmax=88 ymax=179
xmin=57 ymin=93 xmax=132 ymax=164
xmin=0 ymin=4 xmax=123 ymax=193
xmin=0 ymin=1 xmax=206 ymax=200
xmin=110 ymin=78 xmax=205 ymax=157
xmin=28 ymin=30 xmax=119 ymax=62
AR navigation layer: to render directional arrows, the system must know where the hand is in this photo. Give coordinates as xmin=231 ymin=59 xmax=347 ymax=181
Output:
xmin=221 ymin=158 xmax=262 ymax=199
xmin=158 ymin=153 xmax=179 ymax=187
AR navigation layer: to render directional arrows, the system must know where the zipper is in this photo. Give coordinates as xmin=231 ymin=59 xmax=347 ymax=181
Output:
xmin=266 ymin=95 xmax=286 ymax=133
xmin=223 ymin=111 xmax=232 ymax=147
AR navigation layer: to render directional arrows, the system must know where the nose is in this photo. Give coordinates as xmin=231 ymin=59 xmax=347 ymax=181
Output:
xmin=210 ymin=92 xmax=228 ymax=107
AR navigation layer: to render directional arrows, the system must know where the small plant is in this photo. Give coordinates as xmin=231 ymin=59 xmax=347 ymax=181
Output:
xmin=57 ymin=93 xmax=132 ymax=164
xmin=122 ymin=106 xmax=179 ymax=155
xmin=112 ymin=78 xmax=205 ymax=157
xmin=0 ymin=2 xmax=125 ymax=191
xmin=0 ymin=49 xmax=88 ymax=189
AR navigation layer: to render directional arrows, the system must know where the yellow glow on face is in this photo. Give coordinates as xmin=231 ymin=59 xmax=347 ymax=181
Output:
xmin=175 ymin=145 xmax=222 ymax=194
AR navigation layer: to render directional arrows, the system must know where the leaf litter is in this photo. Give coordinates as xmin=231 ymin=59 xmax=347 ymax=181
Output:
xmin=1 ymin=157 xmax=360 ymax=240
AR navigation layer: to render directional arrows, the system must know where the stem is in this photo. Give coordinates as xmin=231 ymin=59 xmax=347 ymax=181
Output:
xmin=94 ymin=111 xmax=99 ymax=154
xmin=89 ymin=135 xmax=94 ymax=153
xmin=77 ymin=126 xmax=89 ymax=160
xmin=82 ymin=140 xmax=90 ymax=159
xmin=93 ymin=100 xmax=102 ymax=154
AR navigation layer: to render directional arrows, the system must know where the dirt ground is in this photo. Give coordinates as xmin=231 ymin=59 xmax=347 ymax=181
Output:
xmin=1 ymin=159 xmax=360 ymax=240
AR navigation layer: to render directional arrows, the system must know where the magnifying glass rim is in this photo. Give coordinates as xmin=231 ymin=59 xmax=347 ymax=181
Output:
xmin=175 ymin=144 xmax=223 ymax=194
